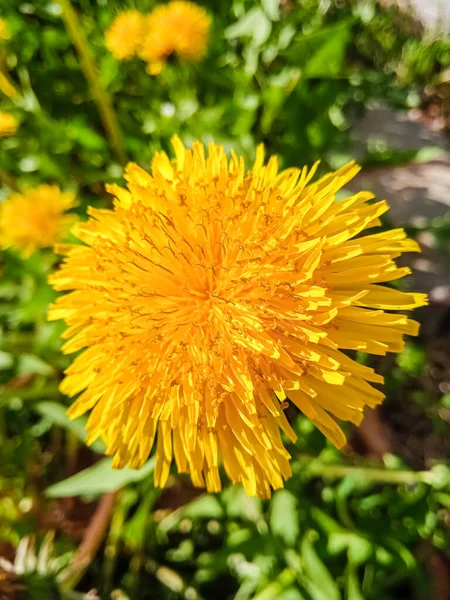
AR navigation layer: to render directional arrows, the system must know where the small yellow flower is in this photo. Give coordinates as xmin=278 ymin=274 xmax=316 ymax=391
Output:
xmin=0 ymin=112 xmax=17 ymax=136
xmin=0 ymin=18 xmax=10 ymax=41
xmin=0 ymin=185 xmax=77 ymax=257
xmin=49 ymin=138 xmax=426 ymax=499
xmin=140 ymin=1 xmax=211 ymax=74
xmin=105 ymin=10 xmax=146 ymax=60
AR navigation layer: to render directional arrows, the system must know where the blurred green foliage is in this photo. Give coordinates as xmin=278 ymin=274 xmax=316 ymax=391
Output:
xmin=1 ymin=0 xmax=450 ymax=599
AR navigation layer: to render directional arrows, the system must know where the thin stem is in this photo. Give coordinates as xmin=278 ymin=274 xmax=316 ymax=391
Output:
xmin=56 ymin=0 xmax=127 ymax=165
xmin=306 ymin=461 xmax=434 ymax=486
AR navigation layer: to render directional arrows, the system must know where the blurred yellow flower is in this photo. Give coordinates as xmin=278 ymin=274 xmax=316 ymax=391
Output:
xmin=0 ymin=18 xmax=10 ymax=41
xmin=49 ymin=138 xmax=426 ymax=498
xmin=105 ymin=10 xmax=146 ymax=60
xmin=0 ymin=112 xmax=17 ymax=136
xmin=0 ymin=185 xmax=77 ymax=257
xmin=140 ymin=1 xmax=211 ymax=74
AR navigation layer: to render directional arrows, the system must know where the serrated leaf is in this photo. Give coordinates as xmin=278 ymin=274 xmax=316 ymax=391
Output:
xmin=270 ymin=489 xmax=300 ymax=547
xmin=35 ymin=401 xmax=106 ymax=454
xmin=301 ymin=530 xmax=341 ymax=600
xmin=45 ymin=457 xmax=155 ymax=497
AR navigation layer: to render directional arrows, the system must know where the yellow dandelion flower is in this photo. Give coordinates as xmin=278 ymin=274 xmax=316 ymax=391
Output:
xmin=105 ymin=10 xmax=146 ymax=60
xmin=0 ymin=185 xmax=78 ymax=257
xmin=49 ymin=138 xmax=426 ymax=499
xmin=0 ymin=18 xmax=10 ymax=41
xmin=140 ymin=1 xmax=211 ymax=74
xmin=0 ymin=112 xmax=17 ymax=136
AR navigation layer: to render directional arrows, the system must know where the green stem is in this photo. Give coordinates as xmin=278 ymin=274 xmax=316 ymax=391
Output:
xmin=56 ymin=0 xmax=127 ymax=165
xmin=306 ymin=461 xmax=435 ymax=486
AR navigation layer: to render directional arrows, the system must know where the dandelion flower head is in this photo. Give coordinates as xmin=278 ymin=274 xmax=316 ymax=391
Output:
xmin=49 ymin=138 xmax=426 ymax=498
xmin=140 ymin=1 xmax=211 ymax=74
xmin=0 ymin=112 xmax=17 ymax=137
xmin=105 ymin=10 xmax=146 ymax=60
xmin=0 ymin=185 xmax=77 ymax=257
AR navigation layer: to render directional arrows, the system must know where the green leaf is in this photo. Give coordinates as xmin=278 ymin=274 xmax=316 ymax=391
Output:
xmin=301 ymin=530 xmax=341 ymax=600
xmin=157 ymin=494 xmax=224 ymax=536
xmin=100 ymin=53 xmax=120 ymax=88
xmin=223 ymin=486 xmax=263 ymax=521
xmin=225 ymin=8 xmax=272 ymax=47
xmin=304 ymin=28 xmax=350 ymax=78
xmin=66 ymin=119 xmax=106 ymax=151
xmin=184 ymin=495 xmax=224 ymax=520
xmin=0 ymin=351 xmax=14 ymax=370
xmin=270 ymin=489 xmax=300 ymax=547
xmin=346 ymin=568 xmax=365 ymax=600
xmin=35 ymin=401 xmax=106 ymax=454
xmin=45 ymin=457 xmax=155 ymax=497
xmin=397 ymin=344 xmax=426 ymax=375
xmin=429 ymin=464 xmax=450 ymax=490
xmin=253 ymin=569 xmax=297 ymax=600
xmin=311 ymin=507 xmax=345 ymax=535
xmin=262 ymin=0 xmax=280 ymax=21
xmin=278 ymin=589 xmax=306 ymax=600
xmin=122 ymin=488 xmax=159 ymax=550
xmin=18 ymin=354 xmax=54 ymax=377
xmin=328 ymin=532 xmax=372 ymax=566
xmin=286 ymin=20 xmax=354 ymax=78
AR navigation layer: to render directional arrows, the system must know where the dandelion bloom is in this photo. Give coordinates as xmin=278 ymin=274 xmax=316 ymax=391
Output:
xmin=49 ymin=138 xmax=426 ymax=498
xmin=105 ymin=10 xmax=146 ymax=60
xmin=140 ymin=1 xmax=211 ymax=74
xmin=0 ymin=185 xmax=77 ymax=257
xmin=0 ymin=112 xmax=17 ymax=136
xmin=0 ymin=18 xmax=10 ymax=41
